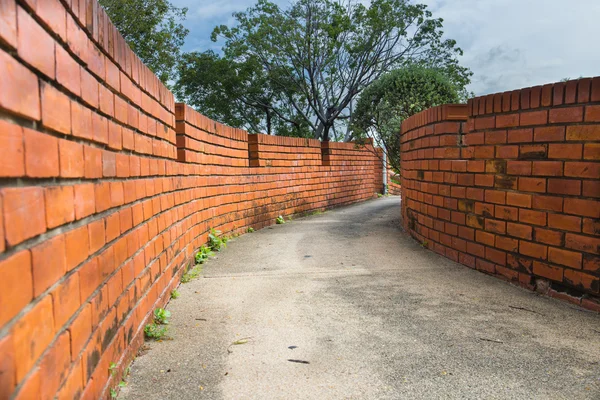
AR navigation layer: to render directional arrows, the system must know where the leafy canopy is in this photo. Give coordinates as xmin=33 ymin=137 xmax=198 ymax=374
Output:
xmin=99 ymin=0 xmax=189 ymax=85
xmin=352 ymin=65 xmax=461 ymax=172
xmin=176 ymin=0 xmax=471 ymax=141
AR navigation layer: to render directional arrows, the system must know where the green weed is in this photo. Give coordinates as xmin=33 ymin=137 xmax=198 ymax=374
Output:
xmin=247 ymin=227 xmax=254 ymax=233
xmin=276 ymin=216 xmax=285 ymax=224
xmin=153 ymin=308 xmax=171 ymax=325
xmin=144 ymin=323 xmax=168 ymax=340
xmin=171 ymin=289 xmax=180 ymax=299
xmin=195 ymin=245 xmax=214 ymax=264
xmin=208 ymin=228 xmax=228 ymax=251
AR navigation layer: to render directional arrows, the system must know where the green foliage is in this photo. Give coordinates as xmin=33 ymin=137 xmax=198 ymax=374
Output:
xmin=144 ymin=323 xmax=168 ymax=340
xmin=208 ymin=229 xmax=228 ymax=252
xmin=99 ymin=0 xmax=188 ymax=84
xmin=109 ymin=362 xmax=117 ymax=376
xmin=181 ymin=263 xmax=203 ymax=283
xmin=119 ymin=381 xmax=127 ymax=388
xmin=153 ymin=308 xmax=171 ymax=324
xmin=195 ymin=245 xmax=214 ymax=264
xmin=170 ymin=289 xmax=180 ymax=299
xmin=276 ymin=216 xmax=285 ymax=224
xmin=110 ymin=388 xmax=117 ymax=399
xmin=352 ymin=65 xmax=461 ymax=172
xmin=176 ymin=0 xmax=470 ymax=141
xmin=247 ymin=227 xmax=255 ymax=233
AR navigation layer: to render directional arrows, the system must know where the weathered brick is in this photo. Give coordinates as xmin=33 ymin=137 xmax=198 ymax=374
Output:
xmin=2 ymin=187 xmax=46 ymax=246
xmin=31 ymin=234 xmax=67 ymax=296
xmin=17 ymin=6 xmax=55 ymax=79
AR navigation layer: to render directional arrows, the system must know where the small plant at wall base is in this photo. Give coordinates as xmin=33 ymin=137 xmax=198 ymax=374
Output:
xmin=276 ymin=216 xmax=285 ymax=224
xmin=195 ymin=245 xmax=214 ymax=264
xmin=171 ymin=289 xmax=180 ymax=299
xmin=154 ymin=308 xmax=171 ymax=324
xmin=247 ymin=227 xmax=255 ymax=233
xmin=144 ymin=323 xmax=169 ymax=340
xmin=208 ymin=228 xmax=228 ymax=251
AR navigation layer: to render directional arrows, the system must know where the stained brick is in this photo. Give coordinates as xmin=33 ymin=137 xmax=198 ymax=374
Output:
xmin=31 ymin=234 xmax=67 ymax=296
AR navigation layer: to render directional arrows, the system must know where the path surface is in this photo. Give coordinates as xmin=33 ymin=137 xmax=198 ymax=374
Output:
xmin=120 ymin=197 xmax=600 ymax=400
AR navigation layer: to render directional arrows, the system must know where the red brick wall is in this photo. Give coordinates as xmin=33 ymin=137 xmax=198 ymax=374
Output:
xmin=0 ymin=2 xmax=383 ymax=399
xmin=387 ymin=167 xmax=402 ymax=195
xmin=400 ymin=82 xmax=600 ymax=311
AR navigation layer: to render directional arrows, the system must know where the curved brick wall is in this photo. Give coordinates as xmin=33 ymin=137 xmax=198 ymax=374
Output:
xmin=400 ymin=82 xmax=600 ymax=311
xmin=0 ymin=2 xmax=383 ymax=399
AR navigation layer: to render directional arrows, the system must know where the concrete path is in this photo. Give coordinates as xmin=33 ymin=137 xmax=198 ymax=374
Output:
xmin=120 ymin=197 xmax=600 ymax=400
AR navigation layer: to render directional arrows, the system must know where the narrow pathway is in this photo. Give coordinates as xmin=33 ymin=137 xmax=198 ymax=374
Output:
xmin=121 ymin=197 xmax=600 ymax=399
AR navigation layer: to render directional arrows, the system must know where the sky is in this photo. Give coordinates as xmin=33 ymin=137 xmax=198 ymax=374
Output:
xmin=170 ymin=0 xmax=600 ymax=97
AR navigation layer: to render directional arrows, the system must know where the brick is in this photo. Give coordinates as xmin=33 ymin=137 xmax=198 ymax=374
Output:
xmin=92 ymin=113 xmax=109 ymax=144
xmin=39 ymin=330 xmax=71 ymax=400
xmin=507 ymin=222 xmax=533 ymax=240
xmin=585 ymin=105 xmax=600 ymax=122
xmin=564 ymin=162 xmax=599 ymax=179
xmin=507 ymin=161 xmax=531 ymax=175
xmin=486 ymin=246 xmax=506 ymax=265
xmin=74 ymin=184 xmax=95 ymax=220
xmin=593 ymin=77 xmax=600 ymax=102
xmin=532 ymin=195 xmax=562 ymax=212
xmin=566 ymin=125 xmax=600 ymax=141
xmin=59 ymin=139 xmax=84 ymax=178
xmin=564 ymin=269 xmax=598 ymax=293
xmin=583 ymin=218 xmax=600 ymax=236
xmin=496 ymin=113 xmax=519 ymax=128
xmin=584 ymin=143 xmax=600 ymax=160
xmin=533 ymin=126 xmax=565 ymax=142
xmin=88 ymin=219 xmax=106 ymax=254
xmin=507 ymin=128 xmax=532 ymax=143
xmin=565 ymin=233 xmax=600 ymax=255
xmin=584 ymin=255 xmax=600 ymax=273
xmin=0 ymin=250 xmax=33 ymax=327
xmin=45 ymin=186 xmax=75 ymax=229
xmin=563 ymin=198 xmax=600 ymax=218
xmin=507 ymin=192 xmax=531 ymax=208
xmin=57 ymin=359 xmax=83 ymax=400
xmin=474 ymin=116 xmax=495 ymax=130
xmin=577 ymin=78 xmax=591 ymax=103
xmin=36 ymin=0 xmax=66 ymax=40
xmin=95 ymin=182 xmax=112 ymax=213
xmin=548 ymin=247 xmax=582 ymax=269
xmin=17 ymin=6 xmax=55 ymax=78
xmin=99 ymin=84 xmax=114 ymax=116
xmin=56 ymin=45 xmax=81 ymax=96
xmin=65 ymin=225 xmax=89 ymax=270
xmin=520 ymin=110 xmax=547 ymax=126
xmin=11 ymin=295 xmax=55 ymax=381
xmin=103 ymin=150 xmax=116 ymax=177
xmin=495 ymin=145 xmax=518 ymax=159
xmin=105 ymin=213 xmax=121 ymax=242
xmin=547 ymin=178 xmax=580 ymax=195
xmin=24 ymin=128 xmax=59 ymax=178
xmin=495 ymin=205 xmax=518 ymax=221
xmin=534 ymin=228 xmax=563 ymax=246
xmin=520 ymin=240 xmax=547 ymax=260
xmin=108 ymin=121 xmax=123 ymax=150
xmin=2 ymin=187 xmax=46 ymax=246
xmin=68 ymin=303 xmax=91 ymax=360
xmin=548 ymin=143 xmax=582 ymax=160
xmin=13 ymin=367 xmax=40 ymax=400
xmin=485 ymin=219 xmax=505 ymax=234
xmin=495 ymin=236 xmax=518 ymax=252
xmin=548 ymin=106 xmax=583 ymax=123
xmin=519 ymin=144 xmax=547 ymax=160
xmin=518 ymin=177 xmax=546 ymax=193
xmin=0 ymin=334 xmax=16 ymax=396
xmin=31 ymin=234 xmax=66 ymax=296
xmin=81 ymin=68 xmax=99 ymax=108
xmin=0 ymin=0 xmax=17 ymax=48
xmin=71 ymin=101 xmax=93 ymax=140
xmin=532 ymin=161 xmax=562 ymax=176
xmin=533 ymin=261 xmax=563 ymax=281
xmin=83 ymin=145 xmax=102 ymax=179
xmin=520 ymin=209 xmax=546 ymax=226
xmin=485 ymin=190 xmax=505 ymax=204
xmin=485 ymin=130 xmax=506 ymax=144
xmin=583 ymin=180 xmax=600 ymax=198
xmin=0 ymin=119 xmax=25 ymax=177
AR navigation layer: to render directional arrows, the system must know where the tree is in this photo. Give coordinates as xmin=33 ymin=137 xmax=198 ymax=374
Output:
xmin=351 ymin=65 xmax=461 ymax=173
xmin=175 ymin=51 xmax=313 ymax=137
xmin=176 ymin=0 xmax=470 ymax=140
xmin=99 ymin=0 xmax=189 ymax=85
